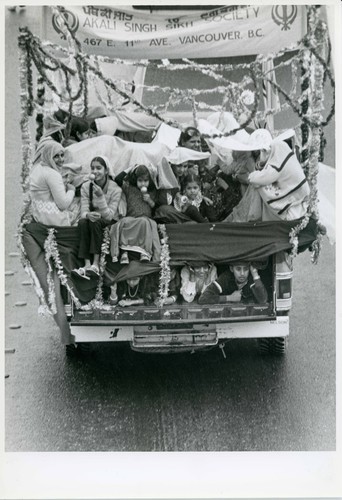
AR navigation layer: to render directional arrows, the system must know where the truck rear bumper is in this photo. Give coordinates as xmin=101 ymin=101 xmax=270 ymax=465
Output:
xmin=69 ymin=316 xmax=289 ymax=346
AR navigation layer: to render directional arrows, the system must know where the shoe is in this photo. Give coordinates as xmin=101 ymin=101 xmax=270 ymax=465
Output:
xmin=87 ymin=264 xmax=100 ymax=278
xmin=71 ymin=267 xmax=90 ymax=280
xmin=120 ymin=252 xmax=129 ymax=265
xmin=140 ymin=254 xmax=149 ymax=262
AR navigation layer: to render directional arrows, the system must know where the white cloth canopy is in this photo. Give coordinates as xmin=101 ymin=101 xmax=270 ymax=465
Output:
xmin=64 ymin=135 xmax=171 ymax=177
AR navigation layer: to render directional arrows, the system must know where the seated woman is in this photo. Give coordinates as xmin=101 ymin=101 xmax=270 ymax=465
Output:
xmin=180 ymin=262 xmax=217 ymax=303
xmin=29 ymin=142 xmax=77 ymax=226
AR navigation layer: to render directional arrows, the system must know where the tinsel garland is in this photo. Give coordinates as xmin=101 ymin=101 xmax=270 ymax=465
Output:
xmin=17 ymin=4 xmax=333 ymax=277
xmin=157 ymin=224 xmax=171 ymax=307
xmin=35 ymin=76 xmax=45 ymax=143
xmin=43 ymin=229 xmax=59 ymax=315
xmin=288 ymin=5 xmax=329 ymax=263
xmin=18 ymin=26 xmax=334 ymax=141
xmin=18 ymin=35 xmax=33 ymax=192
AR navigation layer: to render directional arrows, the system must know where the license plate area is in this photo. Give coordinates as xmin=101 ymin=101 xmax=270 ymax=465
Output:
xmin=133 ymin=330 xmax=218 ymax=348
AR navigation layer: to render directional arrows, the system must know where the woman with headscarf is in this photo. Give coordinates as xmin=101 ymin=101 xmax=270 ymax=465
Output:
xmin=72 ymin=155 xmax=122 ymax=279
xmin=29 ymin=142 xmax=76 ymax=226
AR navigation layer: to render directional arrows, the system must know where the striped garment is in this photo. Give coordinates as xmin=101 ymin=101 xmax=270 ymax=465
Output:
xmin=248 ymin=141 xmax=310 ymax=221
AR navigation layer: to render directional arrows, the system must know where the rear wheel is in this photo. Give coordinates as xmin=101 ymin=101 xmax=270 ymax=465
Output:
xmin=77 ymin=342 xmax=92 ymax=355
xmin=65 ymin=342 xmax=92 ymax=357
xmin=65 ymin=343 xmax=78 ymax=357
xmin=257 ymin=337 xmax=288 ymax=355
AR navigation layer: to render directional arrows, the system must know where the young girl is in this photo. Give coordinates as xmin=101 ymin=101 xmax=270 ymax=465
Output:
xmin=111 ymin=164 xmax=161 ymax=264
xmin=72 ymin=156 xmax=122 ymax=279
xmin=175 ymin=174 xmax=216 ymax=223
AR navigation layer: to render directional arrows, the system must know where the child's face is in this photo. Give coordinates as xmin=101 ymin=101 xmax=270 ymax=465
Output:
xmin=137 ymin=176 xmax=149 ymax=190
xmin=230 ymin=264 xmax=250 ymax=284
xmin=173 ymin=163 xmax=187 ymax=178
xmin=127 ymin=278 xmax=140 ymax=288
xmin=193 ymin=265 xmax=209 ymax=278
xmin=91 ymin=160 xmax=107 ymax=184
xmin=185 ymin=181 xmax=200 ymax=200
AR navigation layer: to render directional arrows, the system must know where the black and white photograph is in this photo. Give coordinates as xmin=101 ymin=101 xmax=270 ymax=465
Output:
xmin=2 ymin=2 xmax=341 ymax=498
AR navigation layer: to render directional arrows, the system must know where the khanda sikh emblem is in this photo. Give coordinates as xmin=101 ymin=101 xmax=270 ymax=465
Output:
xmin=271 ymin=5 xmax=297 ymax=31
xmin=52 ymin=8 xmax=79 ymax=39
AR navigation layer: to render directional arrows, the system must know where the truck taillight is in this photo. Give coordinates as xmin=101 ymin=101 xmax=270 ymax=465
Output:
xmin=277 ymin=278 xmax=292 ymax=299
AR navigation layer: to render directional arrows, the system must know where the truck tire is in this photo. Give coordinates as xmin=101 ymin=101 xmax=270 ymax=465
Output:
xmin=65 ymin=343 xmax=78 ymax=357
xmin=257 ymin=337 xmax=288 ymax=355
xmin=77 ymin=342 xmax=92 ymax=355
xmin=65 ymin=343 xmax=91 ymax=357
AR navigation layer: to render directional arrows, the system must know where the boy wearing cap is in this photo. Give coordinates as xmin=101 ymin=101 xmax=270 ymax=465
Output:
xmin=198 ymin=261 xmax=267 ymax=305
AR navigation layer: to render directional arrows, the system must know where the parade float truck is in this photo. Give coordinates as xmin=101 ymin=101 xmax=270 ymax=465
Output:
xmin=17 ymin=5 xmax=333 ymax=356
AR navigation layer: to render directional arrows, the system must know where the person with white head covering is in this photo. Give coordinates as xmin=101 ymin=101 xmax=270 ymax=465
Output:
xmin=248 ymin=137 xmax=310 ymax=221
xmin=29 ymin=142 xmax=76 ymax=226
xmin=224 ymin=129 xmax=310 ymax=222
xmin=72 ymin=155 xmax=122 ymax=279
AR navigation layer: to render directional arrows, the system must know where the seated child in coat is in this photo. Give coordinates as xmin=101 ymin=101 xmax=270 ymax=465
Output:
xmin=180 ymin=262 xmax=217 ymax=303
xmin=198 ymin=261 xmax=268 ymax=304
xmin=109 ymin=268 xmax=180 ymax=307
xmin=111 ymin=164 xmax=161 ymax=264
xmin=200 ymin=164 xmax=242 ymax=221
xmin=175 ymin=174 xmax=216 ymax=223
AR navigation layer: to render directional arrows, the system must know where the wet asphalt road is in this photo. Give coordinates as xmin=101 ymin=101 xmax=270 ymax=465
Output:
xmin=4 ymin=6 xmax=335 ymax=453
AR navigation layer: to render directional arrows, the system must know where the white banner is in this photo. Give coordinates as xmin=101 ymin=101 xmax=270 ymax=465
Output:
xmin=43 ymin=5 xmax=307 ymax=59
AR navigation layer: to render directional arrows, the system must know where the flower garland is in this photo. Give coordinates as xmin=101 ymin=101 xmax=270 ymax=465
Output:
xmin=84 ymin=227 xmax=111 ymax=310
xmin=157 ymin=224 xmax=171 ymax=307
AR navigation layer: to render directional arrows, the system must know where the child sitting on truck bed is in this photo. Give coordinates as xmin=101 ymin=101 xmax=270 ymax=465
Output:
xmin=174 ymin=174 xmax=216 ymax=223
xmin=198 ymin=261 xmax=268 ymax=304
xmin=111 ymin=165 xmax=161 ymax=264
xmin=180 ymin=262 xmax=217 ymax=303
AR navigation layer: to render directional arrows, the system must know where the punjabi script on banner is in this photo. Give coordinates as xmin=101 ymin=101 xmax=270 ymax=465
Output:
xmin=45 ymin=5 xmax=307 ymax=59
